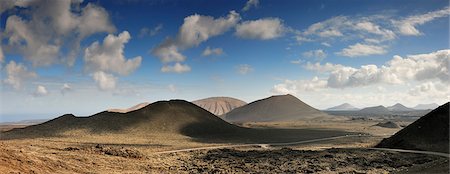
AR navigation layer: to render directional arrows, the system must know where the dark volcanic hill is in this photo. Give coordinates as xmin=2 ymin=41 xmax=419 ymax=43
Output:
xmin=1 ymin=100 xmax=349 ymax=143
xmin=192 ymin=97 xmax=247 ymax=116
xmin=224 ymin=94 xmax=330 ymax=123
xmin=326 ymin=103 xmax=359 ymax=111
xmin=358 ymin=105 xmax=391 ymax=114
xmin=386 ymin=103 xmax=414 ymax=112
xmin=2 ymin=100 xmax=240 ymax=139
xmin=376 ymin=102 xmax=449 ymax=153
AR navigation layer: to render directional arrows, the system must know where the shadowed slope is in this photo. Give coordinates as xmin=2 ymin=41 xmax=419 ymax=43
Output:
xmin=1 ymin=100 xmax=240 ymax=139
xmin=376 ymin=102 xmax=449 ymax=153
xmin=192 ymin=97 xmax=247 ymax=116
xmin=1 ymin=100 xmax=349 ymax=144
xmin=224 ymin=94 xmax=330 ymax=123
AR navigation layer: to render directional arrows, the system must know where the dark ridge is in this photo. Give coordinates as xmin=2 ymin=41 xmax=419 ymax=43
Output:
xmin=376 ymin=102 xmax=449 ymax=153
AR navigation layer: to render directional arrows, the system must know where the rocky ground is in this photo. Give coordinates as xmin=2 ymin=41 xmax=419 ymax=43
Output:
xmin=151 ymin=148 xmax=449 ymax=174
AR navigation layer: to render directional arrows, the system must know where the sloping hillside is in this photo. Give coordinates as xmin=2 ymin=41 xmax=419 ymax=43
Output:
xmin=376 ymin=102 xmax=449 ymax=153
xmin=224 ymin=94 xmax=330 ymax=123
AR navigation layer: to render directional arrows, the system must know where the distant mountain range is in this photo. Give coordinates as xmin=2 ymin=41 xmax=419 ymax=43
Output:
xmin=326 ymin=102 xmax=438 ymax=112
xmin=326 ymin=103 xmax=359 ymax=111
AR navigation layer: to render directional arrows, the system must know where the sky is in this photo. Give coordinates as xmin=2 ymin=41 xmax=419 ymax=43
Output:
xmin=0 ymin=0 xmax=449 ymax=121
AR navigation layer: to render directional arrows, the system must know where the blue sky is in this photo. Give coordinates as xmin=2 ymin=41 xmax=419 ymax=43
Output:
xmin=0 ymin=0 xmax=449 ymax=121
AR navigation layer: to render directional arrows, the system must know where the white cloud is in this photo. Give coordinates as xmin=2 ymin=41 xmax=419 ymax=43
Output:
xmin=84 ymin=31 xmax=142 ymax=75
xmin=393 ymin=6 xmax=450 ymax=36
xmin=236 ymin=64 xmax=253 ymax=75
xmin=3 ymin=60 xmax=37 ymax=90
xmin=355 ymin=21 xmax=396 ymax=40
xmin=202 ymin=47 xmax=224 ymax=56
xmin=92 ymin=71 xmax=117 ymax=90
xmin=296 ymin=15 xmax=398 ymax=46
xmin=235 ymin=18 xmax=286 ymax=40
xmin=270 ymin=77 xmax=328 ymax=94
xmin=321 ymin=42 xmax=331 ymax=47
xmin=290 ymin=59 xmax=303 ymax=64
xmin=33 ymin=85 xmax=48 ymax=97
xmin=139 ymin=24 xmax=163 ymax=38
xmin=242 ymin=0 xmax=259 ymax=12
xmin=61 ymin=83 xmax=72 ymax=95
xmin=306 ymin=49 xmax=450 ymax=88
xmin=408 ymin=81 xmax=449 ymax=98
xmin=152 ymin=11 xmax=240 ymax=71
xmin=3 ymin=0 xmax=115 ymax=67
xmin=337 ymin=43 xmax=387 ymax=57
xmin=302 ymin=49 xmax=327 ymax=61
xmin=161 ymin=63 xmax=191 ymax=73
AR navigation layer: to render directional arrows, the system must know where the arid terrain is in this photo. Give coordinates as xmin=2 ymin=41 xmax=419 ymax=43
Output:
xmin=0 ymin=99 xmax=448 ymax=173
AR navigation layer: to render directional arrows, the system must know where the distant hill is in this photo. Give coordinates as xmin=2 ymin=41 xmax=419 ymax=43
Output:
xmin=376 ymin=102 xmax=449 ymax=153
xmin=224 ymin=94 xmax=330 ymax=123
xmin=387 ymin=103 xmax=414 ymax=112
xmin=413 ymin=103 xmax=439 ymax=110
xmin=326 ymin=103 xmax=359 ymax=111
xmin=107 ymin=102 xmax=150 ymax=113
xmin=192 ymin=97 xmax=246 ymax=116
xmin=358 ymin=105 xmax=391 ymax=114
xmin=373 ymin=121 xmax=400 ymax=128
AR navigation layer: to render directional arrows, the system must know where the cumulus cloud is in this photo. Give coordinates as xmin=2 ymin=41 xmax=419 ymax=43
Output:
xmin=152 ymin=11 xmax=240 ymax=72
xmin=236 ymin=64 xmax=253 ymax=75
xmin=393 ymin=6 xmax=450 ymax=36
xmin=242 ymin=0 xmax=259 ymax=12
xmin=84 ymin=31 xmax=142 ymax=75
xmin=161 ymin=63 xmax=191 ymax=73
xmin=337 ymin=43 xmax=387 ymax=57
xmin=235 ymin=18 xmax=286 ymax=40
xmin=202 ymin=47 xmax=224 ymax=56
xmin=3 ymin=61 xmax=37 ymax=90
xmin=33 ymin=85 xmax=48 ymax=97
xmin=307 ymin=49 xmax=450 ymax=88
xmin=302 ymin=49 xmax=327 ymax=61
xmin=92 ymin=71 xmax=117 ymax=90
xmin=408 ymin=81 xmax=449 ymax=97
xmin=299 ymin=16 xmax=397 ymax=42
xmin=60 ymin=83 xmax=72 ymax=95
xmin=3 ymin=0 xmax=115 ymax=67
xmin=270 ymin=77 xmax=327 ymax=94
xmin=139 ymin=24 xmax=163 ymax=38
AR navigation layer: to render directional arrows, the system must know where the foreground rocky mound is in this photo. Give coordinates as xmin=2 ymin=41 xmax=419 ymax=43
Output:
xmin=2 ymin=100 xmax=240 ymax=139
xmin=192 ymin=97 xmax=247 ymax=116
xmin=224 ymin=94 xmax=330 ymax=123
xmin=376 ymin=102 xmax=449 ymax=153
